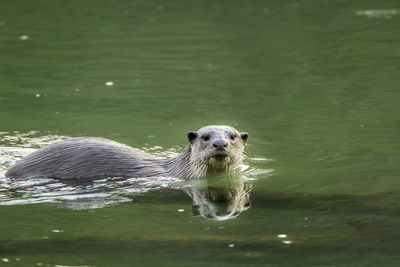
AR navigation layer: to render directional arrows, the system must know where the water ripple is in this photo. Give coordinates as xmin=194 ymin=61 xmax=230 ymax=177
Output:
xmin=356 ymin=9 xmax=398 ymax=19
xmin=0 ymin=176 xmax=183 ymax=209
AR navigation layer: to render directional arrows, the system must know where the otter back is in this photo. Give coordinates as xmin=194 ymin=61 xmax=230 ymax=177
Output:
xmin=5 ymin=137 xmax=168 ymax=180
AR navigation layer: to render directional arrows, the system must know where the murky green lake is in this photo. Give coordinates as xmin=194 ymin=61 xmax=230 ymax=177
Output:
xmin=1 ymin=0 xmax=400 ymax=266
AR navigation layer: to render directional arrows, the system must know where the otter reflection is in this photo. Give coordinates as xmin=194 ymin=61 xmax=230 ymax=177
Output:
xmin=183 ymin=175 xmax=251 ymax=221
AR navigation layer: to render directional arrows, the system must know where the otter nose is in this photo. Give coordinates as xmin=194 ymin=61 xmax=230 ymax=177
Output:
xmin=213 ymin=140 xmax=227 ymax=150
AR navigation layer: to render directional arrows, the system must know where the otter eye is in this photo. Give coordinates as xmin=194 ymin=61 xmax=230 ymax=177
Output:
xmin=230 ymin=134 xmax=236 ymax=140
xmin=202 ymin=135 xmax=210 ymax=142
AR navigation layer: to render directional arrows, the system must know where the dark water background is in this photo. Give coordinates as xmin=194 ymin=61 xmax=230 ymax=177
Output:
xmin=1 ymin=0 xmax=400 ymax=266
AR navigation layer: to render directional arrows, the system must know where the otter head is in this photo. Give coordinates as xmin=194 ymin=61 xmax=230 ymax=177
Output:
xmin=187 ymin=125 xmax=248 ymax=174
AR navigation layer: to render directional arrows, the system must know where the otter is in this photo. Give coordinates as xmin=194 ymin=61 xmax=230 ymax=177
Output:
xmin=5 ymin=125 xmax=248 ymax=180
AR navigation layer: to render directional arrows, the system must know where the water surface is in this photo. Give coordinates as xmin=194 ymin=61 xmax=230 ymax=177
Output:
xmin=1 ymin=0 xmax=400 ymax=266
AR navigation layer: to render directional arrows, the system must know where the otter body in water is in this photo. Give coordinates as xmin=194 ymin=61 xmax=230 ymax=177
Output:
xmin=6 ymin=125 xmax=248 ymax=180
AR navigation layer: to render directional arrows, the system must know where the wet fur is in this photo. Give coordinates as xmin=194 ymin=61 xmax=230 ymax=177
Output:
xmin=6 ymin=125 xmax=247 ymax=180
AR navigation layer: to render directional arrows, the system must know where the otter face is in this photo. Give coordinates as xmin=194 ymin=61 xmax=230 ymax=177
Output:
xmin=187 ymin=125 xmax=248 ymax=172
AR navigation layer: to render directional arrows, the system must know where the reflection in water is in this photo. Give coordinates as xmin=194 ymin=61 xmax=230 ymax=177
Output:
xmin=183 ymin=174 xmax=252 ymax=221
xmin=1 ymin=172 xmax=255 ymax=219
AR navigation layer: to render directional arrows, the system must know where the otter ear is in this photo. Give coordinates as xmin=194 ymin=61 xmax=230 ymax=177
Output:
xmin=187 ymin=131 xmax=198 ymax=143
xmin=240 ymin=132 xmax=248 ymax=143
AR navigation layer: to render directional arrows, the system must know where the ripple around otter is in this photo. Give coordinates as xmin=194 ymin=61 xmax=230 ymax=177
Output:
xmin=0 ymin=132 xmax=271 ymax=212
xmin=0 ymin=132 xmax=181 ymax=209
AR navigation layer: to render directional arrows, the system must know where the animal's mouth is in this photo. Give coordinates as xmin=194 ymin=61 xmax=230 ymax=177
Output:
xmin=213 ymin=154 xmax=228 ymax=161
xmin=209 ymin=152 xmax=230 ymax=162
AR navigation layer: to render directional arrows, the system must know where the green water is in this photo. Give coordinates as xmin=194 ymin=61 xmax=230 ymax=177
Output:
xmin=1 ymin=0 xmax=400 ymax=266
